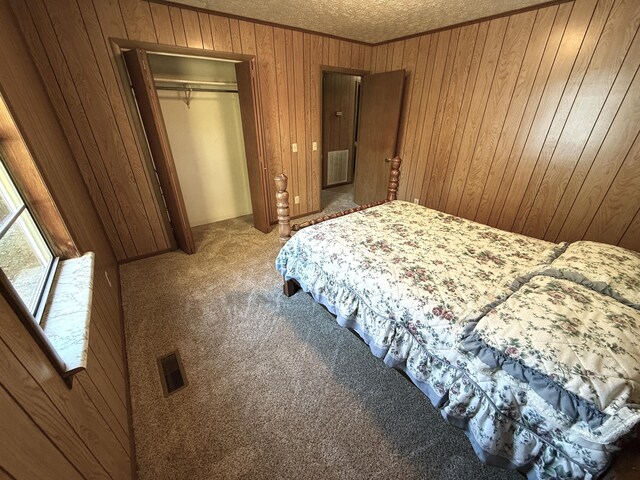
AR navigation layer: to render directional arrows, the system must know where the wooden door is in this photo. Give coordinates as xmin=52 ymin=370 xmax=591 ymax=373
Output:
xmin=123 ymin=48 xmax=195 ymax=254
xmin=235 ymin=60 xmax=270 ymax=233
xmin=353 ymin=70 xmax=405 ymax=205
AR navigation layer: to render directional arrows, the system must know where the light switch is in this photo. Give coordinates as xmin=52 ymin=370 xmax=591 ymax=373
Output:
xmin=292 ymin=143 xmax=298 ymax=152
xmin=294 ymin=196 xmax=300 ymax=204
xmin=312 ymin=142 xmax=318 ymax=151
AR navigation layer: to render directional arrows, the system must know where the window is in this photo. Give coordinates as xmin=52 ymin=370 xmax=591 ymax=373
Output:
xmin=0 ymin=155 xmax=57 ymax=321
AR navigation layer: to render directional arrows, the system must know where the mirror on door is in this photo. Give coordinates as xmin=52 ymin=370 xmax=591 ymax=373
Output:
xmin=321 ymin=72 xmax=361 ymax=213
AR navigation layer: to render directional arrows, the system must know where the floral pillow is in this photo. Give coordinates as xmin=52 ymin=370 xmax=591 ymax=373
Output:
xmin=532 ymin=241 xmax=640 ymax=310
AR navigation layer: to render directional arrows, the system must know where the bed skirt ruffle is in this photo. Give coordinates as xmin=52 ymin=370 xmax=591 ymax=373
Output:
xmin=278 ymin=257 xmax=615 ymax=479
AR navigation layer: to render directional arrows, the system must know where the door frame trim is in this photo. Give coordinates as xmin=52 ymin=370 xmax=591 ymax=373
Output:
xmin=111 ymin=38 xmax=267 ymax=252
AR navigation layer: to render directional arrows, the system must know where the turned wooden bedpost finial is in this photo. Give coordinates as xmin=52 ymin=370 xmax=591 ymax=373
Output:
xmin=386 ymin=156 xmax=402 ymax=201
xmin=275 ymin=173 xmax=291 ymax=243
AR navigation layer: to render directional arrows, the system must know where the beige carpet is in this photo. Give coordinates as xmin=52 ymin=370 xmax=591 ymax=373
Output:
xmin=121 ymin=186 xmax=521 ymax=480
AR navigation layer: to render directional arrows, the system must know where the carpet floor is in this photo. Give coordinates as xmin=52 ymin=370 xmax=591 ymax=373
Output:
xmin=121 ymin=186 xmax=522 ymax=480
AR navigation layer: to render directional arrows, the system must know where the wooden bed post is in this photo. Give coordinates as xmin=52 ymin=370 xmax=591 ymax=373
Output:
xmin=274 ymin=173 xmax=291 ymax=243
xmin=386 ymin=156 xmax=402 ymax=201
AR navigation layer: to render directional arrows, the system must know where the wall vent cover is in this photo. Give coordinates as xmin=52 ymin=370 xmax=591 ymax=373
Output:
xmin=327 ymin=149 xmax=349 ymax=186
xmin=157 ymin=350 xmax=188 ymax=396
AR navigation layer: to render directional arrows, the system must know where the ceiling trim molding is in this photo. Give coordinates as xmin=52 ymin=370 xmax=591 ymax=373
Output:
xmin=151 ymin=0 xmax=573 ymax=47
xmin=369 ymin=0 xmax=573 ymax=46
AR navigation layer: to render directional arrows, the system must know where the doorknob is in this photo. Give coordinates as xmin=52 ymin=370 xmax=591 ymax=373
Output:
xmin=384 ymin=157 xmax=392 ymax=162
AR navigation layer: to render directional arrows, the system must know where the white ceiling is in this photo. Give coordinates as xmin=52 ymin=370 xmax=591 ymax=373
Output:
xmin=168 ymin=0 xmax=554 ymax=44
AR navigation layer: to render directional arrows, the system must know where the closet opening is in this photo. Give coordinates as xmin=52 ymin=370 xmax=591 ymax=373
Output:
xmin=117 ymin=41 xmax=269 ymax=255
xmin=149 ymin=53 xmax=252 ymax=226
xmin=321 ymin=70 xmax=362 ymax=212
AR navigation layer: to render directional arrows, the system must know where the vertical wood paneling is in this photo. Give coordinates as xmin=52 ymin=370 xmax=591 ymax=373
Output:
xmin=408 ymin=30 xmax=451 ymax=203
xmin=443 ymin=18 xmax=509 ymax=214
xmin=82 ymin=0 xmax=171 ymax=249
xmin=210 ymin=14 xmax=233 ymax=51
xmin=503 ymin=0 xmax=609 ymax=232
xmin=33 ymin=0 xmax=160 ymax=255
xmin=292 ymin=31 xmax=309 ymax=214
xmin=255 ymin=24 xmax=282 ymax=222
xmin=475 ymin=4 xmax=560 ymax=224
xmin=148 ymin=2 xmax=174 ymax=45
xmin=0 ymin=3 xmax=132 ymax=479
xmin=198 ymin=12 xmax=213 ymax=50
xmin=512 ymin=0 xmax=618 ymax=233
xmin=521 ymin=0 xmax=640 ymax=238
xmin=118 ymin=0 xmax=157 ymax=43
xmin=423 ymin=24 xmax=478 ymax=207
xmin=168 ymin=6 xmax=186 ymax=46
xmin=486 ymin=2 xmax=574 ymax=226
xmin=0 ymin=385 xmax=83 ymax=480
xmin=456 ymin=11 xmax=537 ymax=217
xmin=310 ymin=34 xmax=323 ymax=212
xmin=385 ymin=0 xmax=639 ymax=250
xmin=181 ymin=8 xmax=202 ymax=48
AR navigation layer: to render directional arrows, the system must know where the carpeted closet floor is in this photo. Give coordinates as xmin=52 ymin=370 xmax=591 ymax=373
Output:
xmin=121 ymin=185 xmax=521 ymax=480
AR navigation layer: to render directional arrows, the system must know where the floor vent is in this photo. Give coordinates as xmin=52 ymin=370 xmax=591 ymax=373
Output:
xmin=327 ymin=149 xmax=349 ymax=186
xmin=157 ymin=350 xmax=188 ymax=396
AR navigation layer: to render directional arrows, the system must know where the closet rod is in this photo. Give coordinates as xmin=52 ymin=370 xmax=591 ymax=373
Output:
xmin=155 ymin=77 xmax=237 ymax=87
xmin=155 ymin=86 xmax=238 ymax=93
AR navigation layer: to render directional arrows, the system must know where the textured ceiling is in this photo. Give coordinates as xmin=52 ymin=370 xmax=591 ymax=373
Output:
xmin=168 ymin=0 xmax=554 ymax=43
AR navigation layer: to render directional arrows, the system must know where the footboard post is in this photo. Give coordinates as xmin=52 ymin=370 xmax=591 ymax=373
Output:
xmin=283 ymin=278 xmax=299 ymax=297
xmin=274 ymin=174 xmax=291 ymax=243
xmin=386 ymin=156 xmax=402 ymax=202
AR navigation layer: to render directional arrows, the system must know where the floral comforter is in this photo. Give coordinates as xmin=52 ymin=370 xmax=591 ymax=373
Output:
xmin=277 ymin=201 xmax=562 ymax=360
xmin=463 ymin=275 xmax=640 ymax=443
xmin=275 ymin=201 xmax=615 ymax=478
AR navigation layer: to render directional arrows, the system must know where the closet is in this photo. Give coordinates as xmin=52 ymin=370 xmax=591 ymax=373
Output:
xmin=123 ymin=45 xmax=269 ymax=255
xmin=148 ymin=53 xmax=251 ymax=227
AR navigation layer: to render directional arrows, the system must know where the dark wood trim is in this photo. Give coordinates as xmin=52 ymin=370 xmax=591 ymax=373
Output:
xmin=0 ymin=91 xmax=79 ymax=260
xmin=151 ymin=0 xmax=572 ymax=47
xmin=150 ymin=0 xmax=371 ymax=46
xmin=116 ymin=265 xmax=138 ymax=480
xmin=320 ymin=65 xmax=369 ymax=76
xmin=123 ymin=48 xmax=195 ymax=255
xmin=112 ymin=37 xmax=253 ymax=62
xmin=369 ymin=0 xmax=573 ymax=46
xmin=283 ymin=278 xmax=300 ymax=297
xmin=235 ymin=59 xmax=272 ymax=233
xmin=0 ymin=269 xmax=69 ymax=383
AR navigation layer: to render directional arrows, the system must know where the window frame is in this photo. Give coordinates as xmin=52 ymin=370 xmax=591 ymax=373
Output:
xmin=0 ymin=155 xmax=59 ymax=323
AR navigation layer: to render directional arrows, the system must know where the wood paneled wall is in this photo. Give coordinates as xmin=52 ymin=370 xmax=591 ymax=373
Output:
xmin=0 ymin=2 xmax=132 ymax=478
xmin=375 ymin=0 xmax=640 ymax=251
xmin=322 ymin=73 xmax=360 ymax=187
xmin=8 ymin=0 xmax=372 ymax=261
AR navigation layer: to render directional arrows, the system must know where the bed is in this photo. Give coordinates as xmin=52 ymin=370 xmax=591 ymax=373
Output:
xmin=273 ymin=158 xmax=640 ymax=479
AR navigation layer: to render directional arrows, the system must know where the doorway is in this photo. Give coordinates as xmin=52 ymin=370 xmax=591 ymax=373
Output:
xmin=321 ymin=72 xmax=361 ymax=212
xmin=119 ymin=43 xmax=270 ymax=255
xmin=148 ymin=53 xmax=251 ymax=227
